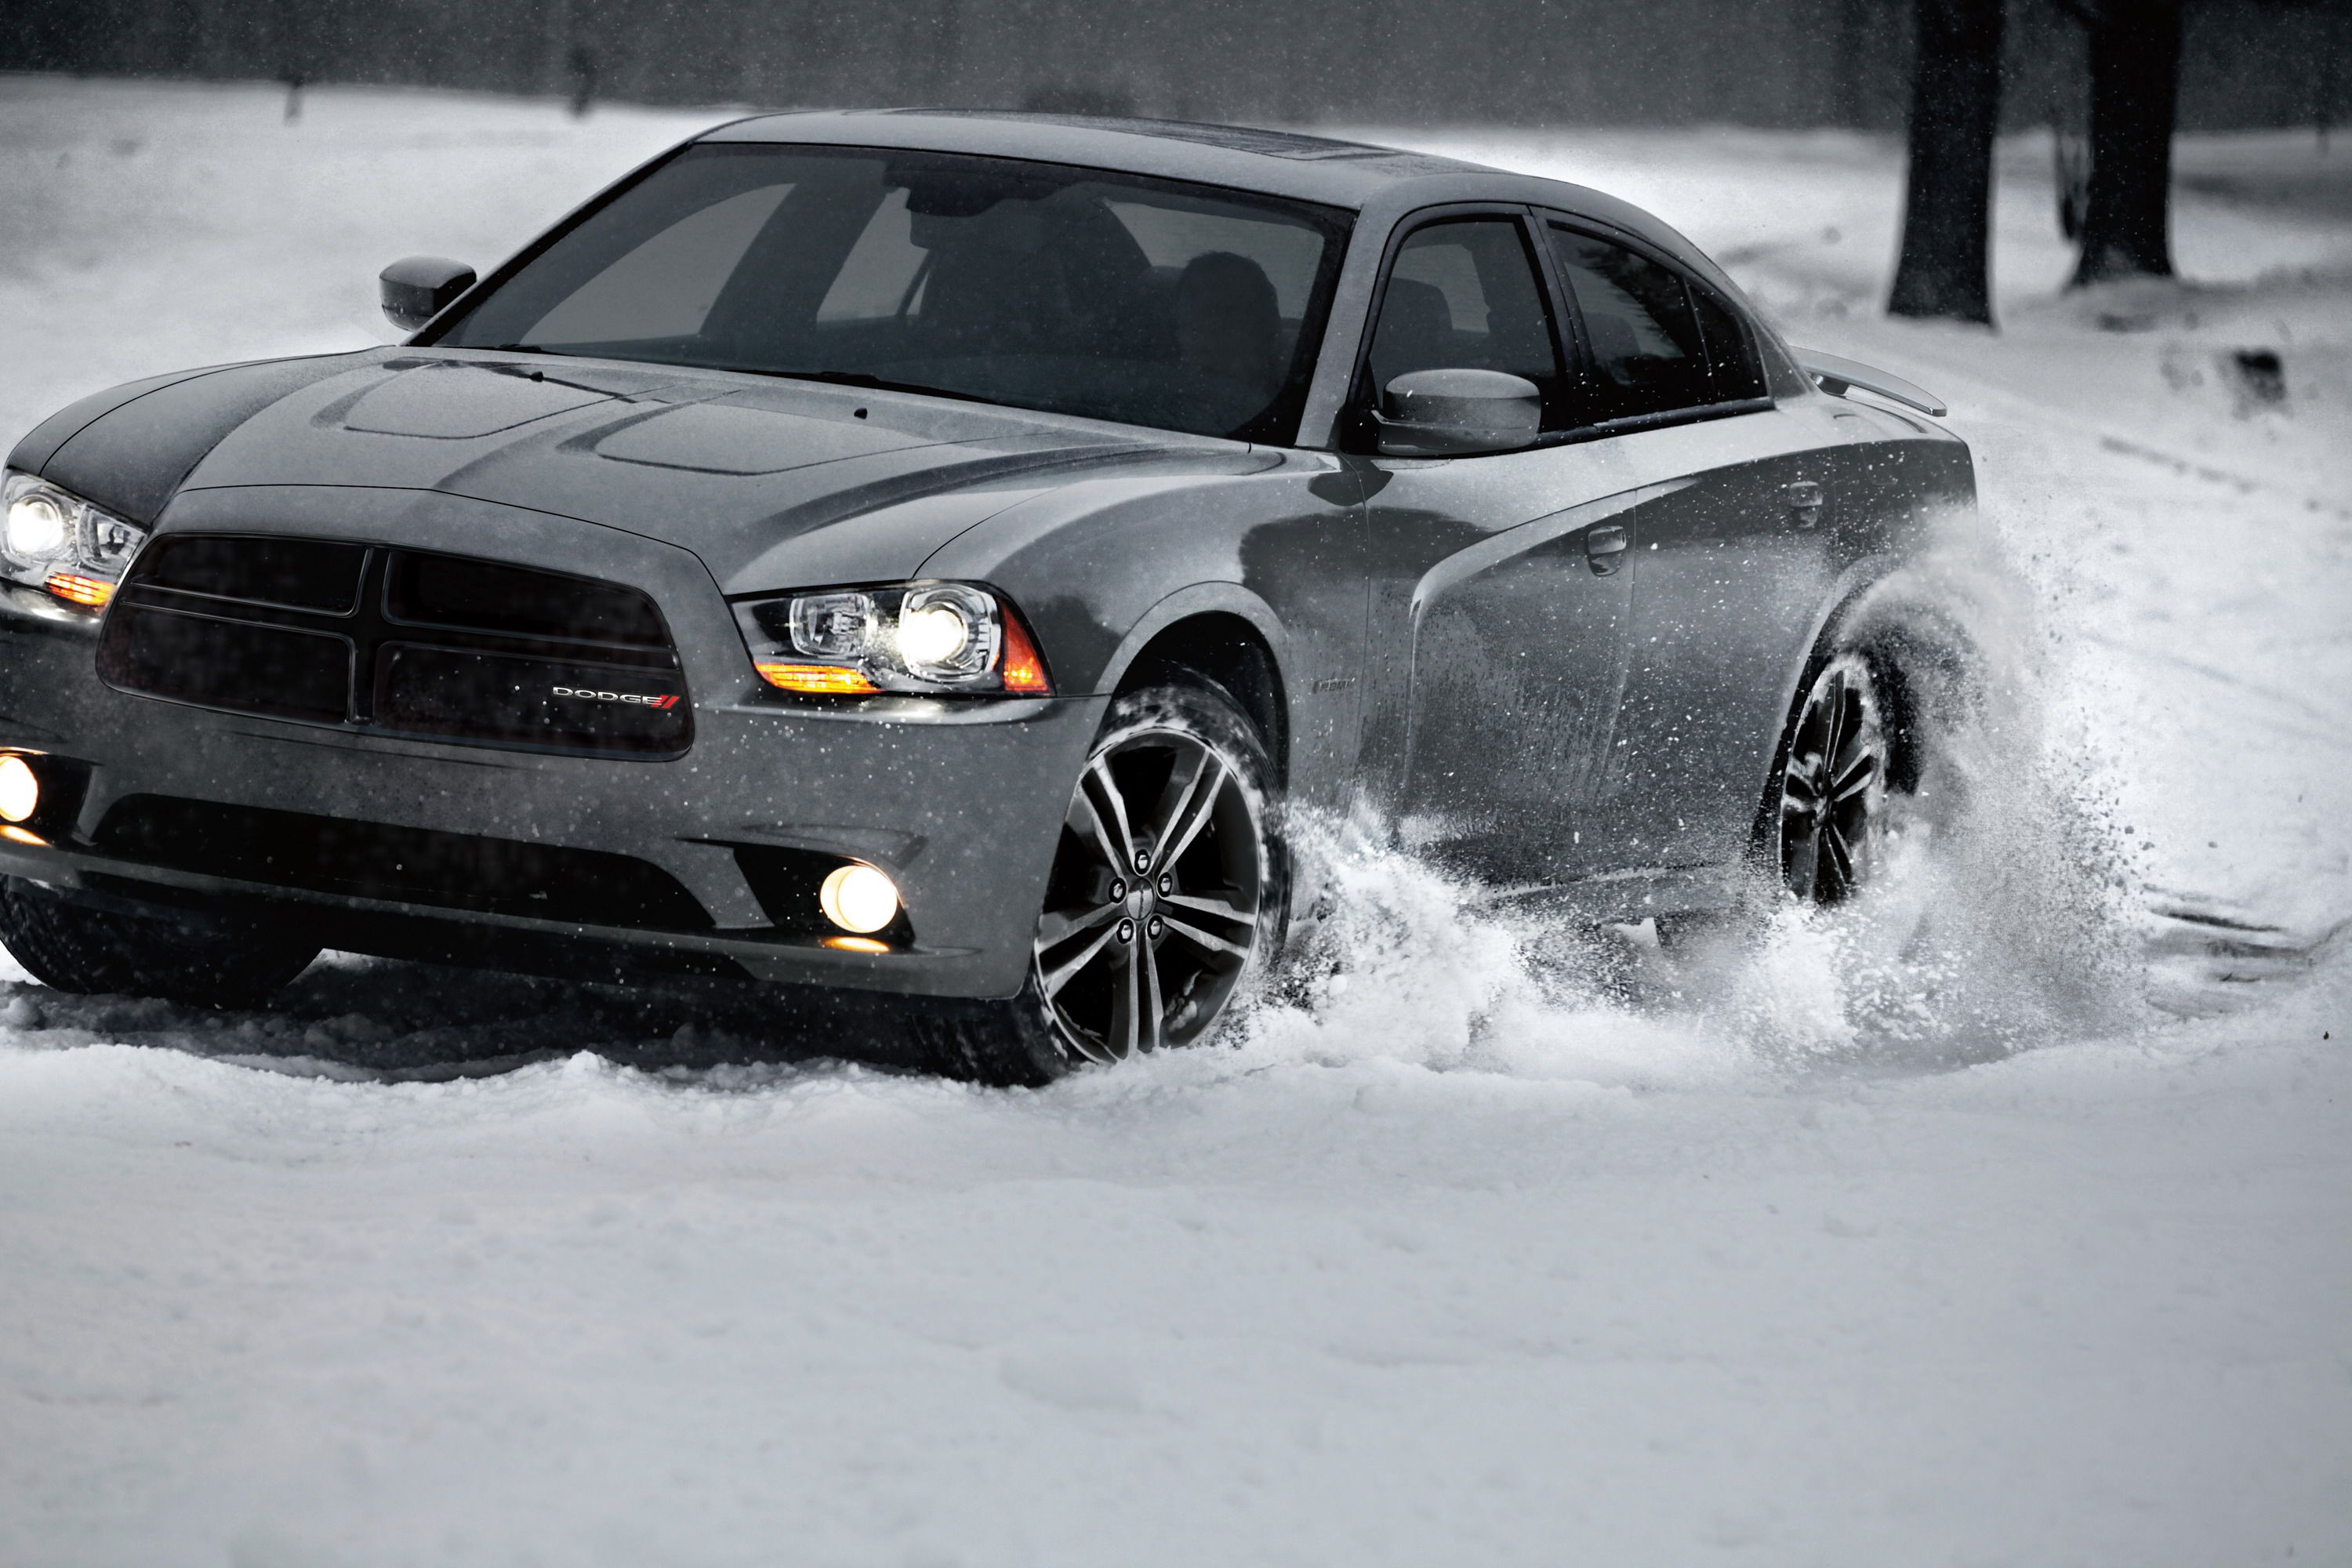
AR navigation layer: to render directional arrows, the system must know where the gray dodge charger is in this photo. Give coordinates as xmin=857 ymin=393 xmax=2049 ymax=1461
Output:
xmin=0 ymin=112 xmax=1971 ymax=1083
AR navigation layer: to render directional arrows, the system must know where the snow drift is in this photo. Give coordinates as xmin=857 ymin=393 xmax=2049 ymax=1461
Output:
xmin=2 ymin=78 xmax=2348 ymax=1568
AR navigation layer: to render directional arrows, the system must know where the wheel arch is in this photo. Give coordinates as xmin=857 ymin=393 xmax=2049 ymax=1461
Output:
xmin=1100 ymin=590 xmax=1291 ymax=786
xmin=1748 ymin=554 xmax=1988 ymax=855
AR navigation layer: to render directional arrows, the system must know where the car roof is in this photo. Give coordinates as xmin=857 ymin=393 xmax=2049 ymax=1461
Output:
xmin=702 ymin=110 xmax=1480 ymax=205
xmin=699 ymin=109 xmax=1747 ymax=311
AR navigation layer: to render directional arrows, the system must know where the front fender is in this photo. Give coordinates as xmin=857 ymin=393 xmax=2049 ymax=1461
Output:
xmin=918 ymin=452 xmax=1367 ymax=811
xmin=14 ymin=351 xmax=387 ymax=525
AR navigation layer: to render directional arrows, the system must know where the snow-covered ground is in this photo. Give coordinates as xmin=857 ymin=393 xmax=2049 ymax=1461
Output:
xmin=2 ymin=76 xmax=2349 ymax=1567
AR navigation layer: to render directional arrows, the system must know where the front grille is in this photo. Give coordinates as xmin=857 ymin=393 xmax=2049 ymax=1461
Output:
xmin=97 ymin=535 xmax=691 ymax=757
xmin=95 ymin=796 xmax=713 ymax=931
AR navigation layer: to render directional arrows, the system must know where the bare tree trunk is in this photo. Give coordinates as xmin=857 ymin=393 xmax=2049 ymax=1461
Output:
xmin=540 ymin=0 xmax=573 ymax=98
xmin=1835 ymin=0 xmax=1873 ymax=127
xmin=1889 ymin=0 xmax=2007 ymax=325
xmin=2071 ymin=0 xmax=2183 ymax=285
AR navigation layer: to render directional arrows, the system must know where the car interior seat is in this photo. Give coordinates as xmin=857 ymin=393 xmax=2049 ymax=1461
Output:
xmin=1174 ymin=250 xmax=1283 ymax=406
xmin=1368 ymin=277 xmax=1454 ymax=393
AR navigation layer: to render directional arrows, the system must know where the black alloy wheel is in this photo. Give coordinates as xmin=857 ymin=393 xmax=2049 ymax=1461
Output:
xmin=904 ymin=677 xmax=1283 ymax=1087
xmin=1778 ymin=652 xmax=1890 ymax=905
xmin=1032 ymin=689 xmax=1273 ymax=1063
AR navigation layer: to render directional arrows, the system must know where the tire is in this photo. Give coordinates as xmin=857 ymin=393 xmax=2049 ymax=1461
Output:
xmin=1653 ymin=645 xmax=1898 ymax=960
xmin=913 ymin=677 xmax=1288 ymax=1087
xmin=0 ymin=877 xmax=321 ymax=1009
xmin=1657 ymin=618 xmax=1969 ymax=962
xmin=1771 ymin=648 xmax=1895 ymax=906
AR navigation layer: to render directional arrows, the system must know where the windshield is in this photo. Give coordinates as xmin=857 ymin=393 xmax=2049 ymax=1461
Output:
xmin=430 ymin=143 xmax=1353 ymax=443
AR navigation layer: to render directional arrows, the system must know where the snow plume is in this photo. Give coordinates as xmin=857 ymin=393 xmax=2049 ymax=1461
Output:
xmin=1215 ymin=507 xmax=2151 ymax=1087
xmin=1773 ymin=504 xmax=2153 ymax=1059
xmin=1232 ymin=814 xmax=1743 ymax=1087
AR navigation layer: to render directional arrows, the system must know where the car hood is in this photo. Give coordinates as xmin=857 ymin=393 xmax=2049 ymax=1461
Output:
xmin=122 ymin=350 xmax=1244 ymax=592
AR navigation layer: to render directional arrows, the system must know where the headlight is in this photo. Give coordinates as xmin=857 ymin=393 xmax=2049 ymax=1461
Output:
xmin=734 ymin=581 xmax=1053 ymax=697
xmin=2 ymin=470 xmax=147 ymax=612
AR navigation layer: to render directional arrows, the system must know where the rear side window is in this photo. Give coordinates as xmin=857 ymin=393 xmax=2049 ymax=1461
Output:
xmin=1687 ymin=284 xmax=1769 ymax=402
xmin=1367 ymin=218 xmax=1570 ymax=430
xmin=1548 ymin=225 xmax=1765 ymax=423
xmin=1548 ymin=226 xmax=1707 ymax=422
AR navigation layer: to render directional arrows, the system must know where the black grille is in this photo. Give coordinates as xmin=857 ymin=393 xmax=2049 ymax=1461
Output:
xmin=97 ymin=535 xmax=691 ymax=757
xmin=95 ymin=797 xmax=712 ymax=931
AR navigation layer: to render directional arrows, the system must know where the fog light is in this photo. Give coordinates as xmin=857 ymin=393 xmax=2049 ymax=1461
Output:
xmin=0 ymin=755 xmax=38 ymax=824
xmin=818 ymin=863 xmax=899 ymax=935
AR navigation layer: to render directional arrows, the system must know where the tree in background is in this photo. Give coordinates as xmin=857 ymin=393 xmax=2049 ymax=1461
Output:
xmin=2063 ymin=0 xmax=2186 ymax=285
xmin=1889 ymin=0 xmax=2009 ymax=325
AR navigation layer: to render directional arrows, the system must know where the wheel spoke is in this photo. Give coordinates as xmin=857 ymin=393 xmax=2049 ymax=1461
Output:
xmin=1162 ymin=914 xmax=1250 ymax=961
xmin=1820 ymin=672 xmax=1848 ymax=772
xmin=1142 ymin=745 xmax=1209 ymax=855
xmin=1036 ymin=901 xmax=1120 ymax=953
xmin=1069 ymin=784 xmax=1126 ymax=880
xmin=1151 ymin=753 xmax=1226 ymax=873
xmin=1109 ymin=941 xmax=1144 ymax=1058
xmin=1138 ymin=942 xmax=1164 ymax=1053
xmin=1087 ymin=757 xmax=1140 ymax=871
xmin=1040 ymin=923 xmax=1119 ymax=998
xmin=1831 ymin=745 xmax=1879 ymax=801
xmin=1785 ymin=820 xmax=1821 ymax=900
xmin=1823 ymin=820 xmax=1857 ymax=895
xmin=1161 ymin=886 xmax=1255 ymax=928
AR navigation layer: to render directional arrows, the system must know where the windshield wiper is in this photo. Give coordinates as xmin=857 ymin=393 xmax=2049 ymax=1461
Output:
xmin=459 ymin=352 xmax=1018 ymax=413
xmin=741 ymin=368 xmax=1012 ymax=411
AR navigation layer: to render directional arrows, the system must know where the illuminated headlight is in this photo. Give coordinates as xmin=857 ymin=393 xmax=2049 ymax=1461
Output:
xmin=895 ymin=585 xmax=996 ymax=679
xmin=5 ymin=490 xmax=68 ymax=559
xmin=2 ymin=470 xmax=147 ymax=612
xmin=735 ymin=581 xmax=1052 ymax=697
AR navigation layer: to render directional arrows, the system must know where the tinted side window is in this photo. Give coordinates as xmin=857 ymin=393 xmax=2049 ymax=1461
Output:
xmin=1548 ymin=225 xmax=1713 ymax=423
xmin=1689 ymin=283 xmax=1769 ymax=402
xmin=1368 ymin=218 xmax=1569 ymax=430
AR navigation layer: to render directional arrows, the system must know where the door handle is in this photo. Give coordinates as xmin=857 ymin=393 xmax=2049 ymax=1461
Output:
xmin=1784 ymin=480 xmax=1824 ymax=528
xmin=1585 ymin=523 xmax=1630 ymax=575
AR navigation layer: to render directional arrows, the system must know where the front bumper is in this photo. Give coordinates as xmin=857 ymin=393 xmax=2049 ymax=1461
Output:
xmin=0 ymin=485 xmax=1100 ymax=1000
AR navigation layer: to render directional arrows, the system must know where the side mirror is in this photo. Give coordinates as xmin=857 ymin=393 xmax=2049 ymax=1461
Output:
xmin=1373 ymin=368 xmax=1541 ymax=457
xmin=379 ymin=256 xmax=476 ymax=333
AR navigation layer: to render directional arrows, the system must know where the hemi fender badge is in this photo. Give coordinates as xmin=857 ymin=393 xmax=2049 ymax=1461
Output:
xmin=552 ymin=686 xmax=681 ymax=710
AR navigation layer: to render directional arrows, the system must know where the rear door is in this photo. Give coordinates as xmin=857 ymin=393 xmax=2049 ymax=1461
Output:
xmin=1351 ymin=209 xmax=1639 ymax=884
xmin=1540 ymin=219 xmax=1849 ymax=875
